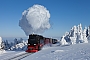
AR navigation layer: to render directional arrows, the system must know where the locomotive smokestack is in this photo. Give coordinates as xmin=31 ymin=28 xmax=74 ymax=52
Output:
xmin=19 ymin=4 xmax=51 ymax=36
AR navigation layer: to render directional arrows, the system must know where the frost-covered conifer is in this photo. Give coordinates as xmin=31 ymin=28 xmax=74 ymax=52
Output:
xmin=14 ymin=38 xmax=18 ymax=45
xmin=0 ymin=37 xmax=6 ymax=54
xmin=0 ymin=37 xmax=2 ymax=49
xmin=83 ymin=27 xmax=88 ymax=43
xmin=60 ymin=36 xmax=68 ymax=45
xmin=61 ymin=23 xmax=89 ymax=45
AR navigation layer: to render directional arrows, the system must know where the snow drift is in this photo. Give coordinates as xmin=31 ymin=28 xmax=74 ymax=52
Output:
xmin=19 ymin=4 xmax=51 ymax=36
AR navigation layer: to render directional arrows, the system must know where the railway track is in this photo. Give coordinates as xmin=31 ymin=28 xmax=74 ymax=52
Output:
xmin=7 ymin=52 xmax=32 ymax=60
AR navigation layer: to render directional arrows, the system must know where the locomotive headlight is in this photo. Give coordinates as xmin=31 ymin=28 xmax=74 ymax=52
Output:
xmin=34 ymin=44 xmax=36 ymax=45
xmin=28 ymin=44 xmax=30 ymax=45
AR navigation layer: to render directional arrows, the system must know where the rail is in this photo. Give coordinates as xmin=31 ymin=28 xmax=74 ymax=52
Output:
xmin=7 ymin=52 xmax=32 ymax=60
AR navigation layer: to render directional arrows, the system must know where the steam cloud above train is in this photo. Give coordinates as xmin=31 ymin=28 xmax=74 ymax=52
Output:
xmin=19 ymin=4 xmax=51 ymax=36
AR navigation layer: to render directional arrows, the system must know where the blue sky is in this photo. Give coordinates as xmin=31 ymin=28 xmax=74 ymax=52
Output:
xmin=0 ymin=0 xmax=90 ymax=39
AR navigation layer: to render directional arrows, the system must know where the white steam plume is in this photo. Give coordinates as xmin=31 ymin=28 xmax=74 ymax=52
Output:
xmin=19 ymin=4 xmax=51 ymax=36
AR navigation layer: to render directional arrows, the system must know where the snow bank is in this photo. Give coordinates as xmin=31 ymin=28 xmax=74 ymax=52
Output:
xmin=0 ymin=50 xmax=6 ymax=54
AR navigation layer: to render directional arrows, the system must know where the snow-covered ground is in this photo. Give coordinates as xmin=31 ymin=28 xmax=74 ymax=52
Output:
xmin=0 ymin=51 xmax=26 ymax=60
xmin=22 ymin=43 xmax=90 ymax=60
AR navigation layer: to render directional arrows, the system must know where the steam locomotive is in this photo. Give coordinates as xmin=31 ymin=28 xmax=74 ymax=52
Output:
xmin=26 ymin=34 xmax=57 ymax=53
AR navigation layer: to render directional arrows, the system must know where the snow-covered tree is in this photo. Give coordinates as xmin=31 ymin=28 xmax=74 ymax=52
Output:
xmin=4 ymin=40 xmax=10 ymax=50
xmin=0 ymin=37 xmax=2 ymax=49
xmin=1 ymin=41 xmax=5 ymax=49
xmin=9 ymin=38 xmax=27 ymax=51
xmin=70 ymin=26 xmax=77 ymax=44
xmin=60 ymin=36 xmax=68 ymax=45
xmin=0 ymin=37 xmax=6 ymax=54
xmin=88 ymin=26 xmax=90 ymax=35
xmin=14 ymin=38 xmax=18 ymax=45
xmin=18 ymin=38 xmax=25 ymax=43
xmin=64 ymin=32 xmax=71 ymax=42
xmin=0 ymin=38 xmax=27 ymax=51
xmin=70 ymin=37 xmax=76 ymax=44
xmin=60 ymin=23 xmax=89 ymax=45
xmin=82 ymin=27 xmax=88 ymax=43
